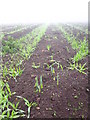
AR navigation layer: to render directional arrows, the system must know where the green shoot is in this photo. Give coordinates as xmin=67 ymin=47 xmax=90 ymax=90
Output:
xmin=60 ymin=64 xmax=63 ymax=71
xmin=17 ymin=96 xmax=37 ymax=118
xmin=40 ymin=76 xmax=43 ymax=89
xmin=32 ymin=62 xmax=40 ymax=69
xmin=46 ymin=45 xmax=51 ymax=51
xmin=68 ymin=62 xmax=87 ymax=74
xmin=57 ymin=73 xmax=59 ymax=86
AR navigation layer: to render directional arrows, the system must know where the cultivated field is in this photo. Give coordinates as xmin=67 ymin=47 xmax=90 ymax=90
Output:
xmin=0 ymin=23 xmax=88 ymax=119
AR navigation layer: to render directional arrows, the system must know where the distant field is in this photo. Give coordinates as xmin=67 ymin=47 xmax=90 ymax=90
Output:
xmin=0 ymin=23 xmax=88 ymax=119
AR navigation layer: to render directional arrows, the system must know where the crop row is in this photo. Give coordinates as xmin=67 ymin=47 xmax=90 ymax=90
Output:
xmin=1 ymin=25 xmax=35 ymax=40
xmin=61 ymin=24 xmax=88 ymax=40
xmin=67 ymin=23 xmax=88 ymax=34
xmin=58 ymin=25 xmax=88 ymax=75
xmin=0 ymin=25 xmax=48 ymax=119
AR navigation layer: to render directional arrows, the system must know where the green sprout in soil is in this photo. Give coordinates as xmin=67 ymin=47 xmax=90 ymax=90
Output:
xmin=46 ymin=45 xmax=51 ymax=51
xmin=51 ymin=66 xmax=55 ymax=76
xmin=57 ymin=73 xmax=59 ymax=86
xmin=60 ymin=64 xmax=63 ymax=71
xmin=34 ymin=76 xmax=43 ymax=93
xmin=40 ymin=75 xmax=43 ymax=89
xmin=17 ymin=96 xmax=37 ymax=118
xmin=2 ymin=65 xmax=8 ymax=79
xmin=50 ymin=55 xmax=53 ymax=60
xmin=9 ymin=66 xmax=23 ymax=82
xmin=0 ymin=81 xmax=25 ymax=119
xmin=68 ymin=62 xmax=87 ymax=74
xmin=32 ymin=62 xmax=40 ymax=69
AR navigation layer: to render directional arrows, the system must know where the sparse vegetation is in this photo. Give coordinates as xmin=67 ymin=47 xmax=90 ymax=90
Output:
xmin=1 ymin=23 xmax=88 ymax=119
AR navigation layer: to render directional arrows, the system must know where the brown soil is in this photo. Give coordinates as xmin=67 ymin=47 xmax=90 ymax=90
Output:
xmin=8 ymin=25 xmax=88 ymax=118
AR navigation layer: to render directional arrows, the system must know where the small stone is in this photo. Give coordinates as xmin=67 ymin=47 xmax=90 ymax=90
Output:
xmin=46 ymin=108 xmax=48 ymax=110
xmin=74 ymin=95 xmax=78 ymax=99
xmin=36 ymin=107 xmax=40 ymax=110
xmin=73 ymin=89 xmax=76 ymax=92
xmin=86 ymin=88 xmax=89 ymax=92
xmin=68 ymin=108 xmax=70 ymax=111
xmin=37 ymin=98 xmax=40 ymax=102
xmin=31 ymin=75 xmax=36 ymax=78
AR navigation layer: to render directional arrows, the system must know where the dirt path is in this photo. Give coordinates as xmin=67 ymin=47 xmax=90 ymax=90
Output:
xmin=9 ymin=25 xmax=88 ymax=118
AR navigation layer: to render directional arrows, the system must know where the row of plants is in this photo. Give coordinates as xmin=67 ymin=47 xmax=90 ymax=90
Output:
xmin=1 ymin=24 xmax=36 ymax=40
xmin=68 ymin=23 xmax=88 ymax=34
xmin=5 ymin=26 xmax=29 ymax=35
xmin=58 ymin=25 xmax=88 ymax=75
xmin=2 ymin=25 xmax=27 ymax=34
xmin=60 ymin=24 xmax=87 ymax=40
xmin=0 ymin=25 xmax=48 ymax=119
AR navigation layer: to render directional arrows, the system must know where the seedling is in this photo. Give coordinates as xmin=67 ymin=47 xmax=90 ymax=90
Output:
xmin=50 ymin=55 xmax=53 ymax=60
xmin=0 ymin=81 xmax=24 ymax=119
xmin=51 ymin=61 xmax=60 ymax=69
xmin=68 ymin=62 xmax=87 ymax=74
xmin=32 ymin=62 xmax=40 ymax=69
xmin=43 ymin=63 xmax=50 ymax=70
xmin=57 ymin=73 xmax=59 ymax=86
xmin=40 ymin=76 xmax=43 ymax=89
xmin=46 ymin=45 xmax=51 ymax=51
xmin=34 ymin=76 xmax=39 ymax=92
xmin=9 ymin=66 xmax=23 ymax=82
xmin=60 ymin=64 xmax=63 ymax=71
xmin=51 ymin=66 xmax=55 ymax=76
xmin=2 ymin=65 xmax=8 ymax=79
xmin=76 ymin=62 xmax=87 ymax=74
xmin=34 ymin=76 xmax=43 ymax=93
xmin=17 ymin=96 xmax=37 ymax=118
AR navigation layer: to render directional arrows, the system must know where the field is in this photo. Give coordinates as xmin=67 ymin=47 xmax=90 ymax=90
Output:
xmin=0 ymin=23 xmax=89 ymax=119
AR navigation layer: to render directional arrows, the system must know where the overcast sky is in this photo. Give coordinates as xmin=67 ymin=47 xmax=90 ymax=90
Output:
xmin=0 ymin=0 xmax=89 ymax=24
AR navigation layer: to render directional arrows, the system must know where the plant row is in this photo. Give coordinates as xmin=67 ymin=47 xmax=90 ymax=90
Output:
xmin=58 ymin=25 xmax=88 ymax=75
xmin=0 ymin=25 xmax=48 ymax=119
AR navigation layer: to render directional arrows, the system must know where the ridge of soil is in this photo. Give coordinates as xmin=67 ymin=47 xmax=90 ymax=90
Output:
xmin=8 ymin=25 xmax=88 ymax=118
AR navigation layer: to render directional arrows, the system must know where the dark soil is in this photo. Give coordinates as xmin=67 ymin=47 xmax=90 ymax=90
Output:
xmin=8 ymin=25 xmax=88 ymax=118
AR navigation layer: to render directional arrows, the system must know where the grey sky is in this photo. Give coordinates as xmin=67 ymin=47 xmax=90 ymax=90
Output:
xmin=0 ymin=0 xmax=89 ymax=24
